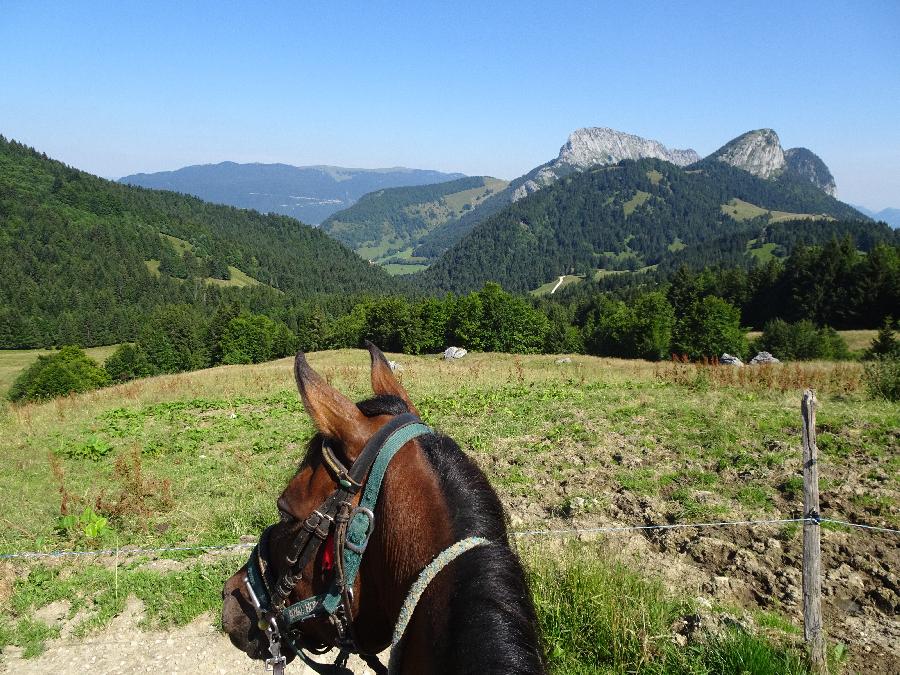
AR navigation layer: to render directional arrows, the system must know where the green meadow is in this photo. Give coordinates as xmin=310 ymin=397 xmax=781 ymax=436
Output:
xmin=0 ymin=350 xmax=896 ymax=671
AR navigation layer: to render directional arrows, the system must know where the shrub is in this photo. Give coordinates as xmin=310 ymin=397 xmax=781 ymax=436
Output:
xmin=672 ymin=295 xmax=747 ymax=360
xmin=864 ymin=357 xmax=900 ymax=401
xmin=104 ymin=344 xmax=153 ymax=382
xmin=583 ymin=292 xmax=674 ymax=361
xmin=864 ymin=318 xmax=900 ymax=360
xmin=8 ymin=346 xmax=110 ymax=402
xmin=755 ymin=319 xmax=850 ymax=360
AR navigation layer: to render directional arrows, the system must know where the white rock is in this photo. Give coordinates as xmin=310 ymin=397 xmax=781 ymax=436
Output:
xmin=720 ymin=353 xmax=743 ymax=366
xmin=442 ymin=347 xmax=467 ymax=360
xmin=750 ymin=351 xmax=781 ymax=365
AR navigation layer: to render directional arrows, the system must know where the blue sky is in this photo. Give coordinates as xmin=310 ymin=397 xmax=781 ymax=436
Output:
xmin=1 ymin=1 xmax=898 ymax=208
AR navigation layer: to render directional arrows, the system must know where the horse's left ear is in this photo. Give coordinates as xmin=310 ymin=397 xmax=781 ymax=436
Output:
xmin=365 ymin=341 xmax=420 ymax=416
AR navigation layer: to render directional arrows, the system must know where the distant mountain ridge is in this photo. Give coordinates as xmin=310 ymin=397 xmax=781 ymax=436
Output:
xmin=409 ymin=127 xmax=847 ymax=260
xmin=408 ymin=127 xmax=704 ymax=259
xmin=119 ymin=162 xmax=465 ymax=224
xmin=852 ymin=205 xmax=900 ymax=229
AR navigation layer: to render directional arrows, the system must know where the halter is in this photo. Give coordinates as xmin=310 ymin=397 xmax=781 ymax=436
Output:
xmin=243 ymin=413 xmax=432 ymax=674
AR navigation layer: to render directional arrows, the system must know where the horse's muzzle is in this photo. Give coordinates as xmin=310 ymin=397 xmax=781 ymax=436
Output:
xmin=221 ymin=566 xmax=271 ymax=661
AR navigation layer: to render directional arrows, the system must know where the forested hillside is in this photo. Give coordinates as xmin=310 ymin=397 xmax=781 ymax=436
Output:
xmin=321 ymin=176 xmax=507 ymax=269
xmin=420 ymin=158 xmax=872 ymax=293
xmin=0 ymin=136 xmax=398 ymax=348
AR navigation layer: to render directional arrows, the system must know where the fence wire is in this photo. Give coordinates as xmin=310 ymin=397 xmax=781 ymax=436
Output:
xmin=2 ymin=515 xmax=897 ymax=561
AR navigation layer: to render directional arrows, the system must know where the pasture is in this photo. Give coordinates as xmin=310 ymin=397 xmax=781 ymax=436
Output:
xmin=0 ymin=350 xmax=897 ymax=672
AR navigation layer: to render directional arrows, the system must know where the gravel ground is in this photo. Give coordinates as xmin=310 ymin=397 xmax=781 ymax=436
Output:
xmin=0 ymin=597 xmax=384 ymax=675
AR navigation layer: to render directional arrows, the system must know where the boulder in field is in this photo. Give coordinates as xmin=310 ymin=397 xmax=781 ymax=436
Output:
xmin=442 ymin=347 xmax=468 ymax=360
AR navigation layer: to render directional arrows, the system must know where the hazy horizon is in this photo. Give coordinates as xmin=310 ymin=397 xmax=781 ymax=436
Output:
xmin=2 ymin=1 xmax=898 ymax=210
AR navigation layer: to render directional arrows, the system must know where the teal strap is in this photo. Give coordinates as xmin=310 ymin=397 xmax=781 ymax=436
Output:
xmin=282 ymin=592 xmax=327 ymax=624
xmin=322 ymin=422 xmax=433 ymax=614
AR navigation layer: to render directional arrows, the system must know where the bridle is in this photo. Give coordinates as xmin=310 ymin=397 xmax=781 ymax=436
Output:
xmin=243 ymin=413 xmax=431 ymax=675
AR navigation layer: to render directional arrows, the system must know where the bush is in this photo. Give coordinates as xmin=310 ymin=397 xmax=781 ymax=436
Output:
xmin=672 ymin=296 xmax=747 ymax=360
xmin=864 ymin=318 xmax=900 ymax=360
xmin=584 ymin=293 xmax=675 ymax=361
xmin=8 ymin=346 xmax=110 ymax=402
xmin=104 ymin=344 xmax=153 ymax=382
xmin=755 ymin=319 xmax=850 ymax=360
xmin=864 ymin=357 xmax=900 ymax=401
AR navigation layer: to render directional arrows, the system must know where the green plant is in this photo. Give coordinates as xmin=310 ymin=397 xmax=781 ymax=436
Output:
xmin=864 ymin=356 xmax=900 ymax=401
xmin=62 ymin=435 xmax=113 ymax=461
xmin=56 ymin=506 xmax=110 ymax=542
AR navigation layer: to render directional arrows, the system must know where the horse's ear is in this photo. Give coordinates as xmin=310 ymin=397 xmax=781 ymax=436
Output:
xmin=294 ymin=352 xmax=371 ymax=452
xmin=365 ymin=341 xmax=420 ymax=416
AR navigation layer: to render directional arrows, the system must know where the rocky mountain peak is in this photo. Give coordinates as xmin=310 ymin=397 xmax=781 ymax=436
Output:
xmin=784 ymin=147 xmax=836 ymax=196
xmin=558 ymin=127 xmax=700 ymax=169
xmin=511 ymin=127 xmax=699 ymax=201
xmin=709 ymin=129 xmax=785 ymax=179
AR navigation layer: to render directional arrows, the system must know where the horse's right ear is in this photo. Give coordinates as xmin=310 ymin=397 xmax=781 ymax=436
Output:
xmin=365 ymin=341 xmax=420 ymax=416
xmin=293 ymin=352 xmax=370 ymax=451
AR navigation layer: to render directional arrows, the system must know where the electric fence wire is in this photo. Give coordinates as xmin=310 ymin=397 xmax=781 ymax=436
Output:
xmin=2 ymin=515 xmax=897 ymax=561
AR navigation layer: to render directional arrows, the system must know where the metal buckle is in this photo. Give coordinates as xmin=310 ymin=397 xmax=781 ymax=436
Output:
xmin=244 ymin=575 xmax=287 ymax=674
xmin=344 ymin=507 xmax=375 ymax=554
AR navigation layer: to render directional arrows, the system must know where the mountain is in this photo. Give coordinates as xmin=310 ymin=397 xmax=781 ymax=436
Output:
xmin=119 ymin=162 xmax=465 ymax=224
xmin=0 ymin=135 xmax=398 ymax=348
xmin=852 ymin=205 xmax=900 ymax=229
xmin=706 ymin=129 xmax=837 ymax=195
xmin=511 ymin=127 xmax=700 ymax=201
xmin=417 ymin=157 xmax=875 ymax=294
xmin=407 ymin=127 xmax=701 ymax=260
xmin=784 ymin=148 xmax=836 ymax=196
xmin=320 ymin=176 xmax=508 ymax=273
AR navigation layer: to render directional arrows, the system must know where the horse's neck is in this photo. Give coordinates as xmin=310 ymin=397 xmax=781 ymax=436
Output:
xmin=395 ymin=544 xmax=545 ymax=675
xmin=353 ymin=446 xmax=455 ymax=652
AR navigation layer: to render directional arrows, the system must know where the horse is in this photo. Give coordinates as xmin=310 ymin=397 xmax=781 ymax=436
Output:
xmin=222 ymin=343 xmax=546 ymax=674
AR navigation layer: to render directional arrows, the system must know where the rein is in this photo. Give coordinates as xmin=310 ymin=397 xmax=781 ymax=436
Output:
xmin=243 ymin=413 xmax=487 ymax=674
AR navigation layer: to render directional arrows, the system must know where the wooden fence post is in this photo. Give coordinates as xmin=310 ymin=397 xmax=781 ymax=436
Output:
xmin=801 ymin=389 xmax=827 ymax=673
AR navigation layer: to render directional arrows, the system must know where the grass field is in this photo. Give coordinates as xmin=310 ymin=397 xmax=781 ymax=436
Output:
xmin=0 ymin=350 xmax=896 ymax=670
xmin=721 ymin=198 xmax=831 ymax=224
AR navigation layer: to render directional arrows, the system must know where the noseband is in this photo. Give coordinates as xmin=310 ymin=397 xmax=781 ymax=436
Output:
xmin=243 ymin=413 xmax=431 ymax=674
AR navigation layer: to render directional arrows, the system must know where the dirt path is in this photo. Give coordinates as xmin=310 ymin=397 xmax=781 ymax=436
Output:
xmin=0 ymin=597 xmax=384 ymax=675
xmin=550 ymin=275 xmax=565 ymax=294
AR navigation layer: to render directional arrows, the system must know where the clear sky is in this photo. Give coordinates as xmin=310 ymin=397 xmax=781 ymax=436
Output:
xmin=1 ymin=1 xmax=898 ymax=209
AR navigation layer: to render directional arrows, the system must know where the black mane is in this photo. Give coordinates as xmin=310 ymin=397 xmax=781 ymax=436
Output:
xmin=358 ymin=395 xmax=546 ymax=674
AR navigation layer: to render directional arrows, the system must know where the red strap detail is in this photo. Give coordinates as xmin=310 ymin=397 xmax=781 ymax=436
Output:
xmin=321 ymin=531 xmax=335 ymax=572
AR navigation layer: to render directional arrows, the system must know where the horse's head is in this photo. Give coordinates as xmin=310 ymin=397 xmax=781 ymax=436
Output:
xmin=222 ymin=343 xmax=441 ymax=664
